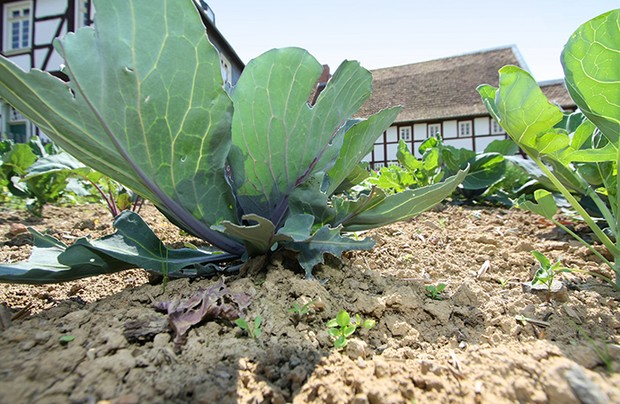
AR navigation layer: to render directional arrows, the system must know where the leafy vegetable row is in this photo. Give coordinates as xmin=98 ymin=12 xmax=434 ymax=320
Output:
xmin=0 ymin=0 xmax=464 ymax=283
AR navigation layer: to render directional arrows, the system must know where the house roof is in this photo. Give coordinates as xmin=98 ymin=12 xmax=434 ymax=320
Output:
xmin=357 ymin=46 xmax=575 ymax=123
xmin=539 ymin=79 xmax=575 ymax=109
xmin=194 ymin=1 xmax=245 ymax=71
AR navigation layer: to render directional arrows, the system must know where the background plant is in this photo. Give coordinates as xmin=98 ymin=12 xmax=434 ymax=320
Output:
xmin=425 ymin=283 xmax=447 ymax=300
xmin=367 ymin=136 xmax=533 ymax=206
xmin=478 ymin=9 xmax=620 ymax=289
xmin=530 ymin=250 xmax=570 ymax=303
xmin=326 ymin=309 xmax=376 ymax=349
xmin=0 ymin=0 xmax=466 ymax=284
xmin=235 ymin=316 xmax=262 ymax=339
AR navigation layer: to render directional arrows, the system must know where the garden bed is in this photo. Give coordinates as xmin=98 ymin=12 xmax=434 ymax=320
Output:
xmin=0 ymin=203 xmax=618 ymax=403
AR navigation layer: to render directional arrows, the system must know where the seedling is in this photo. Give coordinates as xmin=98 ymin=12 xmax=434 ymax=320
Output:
xmin=425 ymin=283 xmax=447 ymax=300
xmin=58 ymin=335 xmax=75 ymax=346
xmin=531 ymin=250 xmax=570 ymax=303
xmin=326 ymin=309 xmax=376 ymax=349
xmin=235 ymin=316 xmax=262 ymax=339
xmin=498 ymin=278 xmax=511 ymax=288
xmin=289 ymin=300 xmax=316 ymax=324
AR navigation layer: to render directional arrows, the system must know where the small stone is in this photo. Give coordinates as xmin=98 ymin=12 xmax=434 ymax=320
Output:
xmin=385 ymin=315 xmax=411 ymax=337
xmin=346 ymin=338 xmax=368 ymax=360
xmin=153 ymin=333 xmax=170 ymax=348
xmin=18 ymin=339 xmax=36 ymax=351
xmin=564 ymin=365 xmax=607 ymax=404
xmin=522 ymin=280 xmax=569 ymax=302
xmin=351 ymin=393 xmax=369 ymax=404
xmin=34 ymin=330 xmax=52 ymax=344
xmin=9 ymin=223 xmax=28 ymax=236
xmin=374 ymin=357 xmax=390 ymax=378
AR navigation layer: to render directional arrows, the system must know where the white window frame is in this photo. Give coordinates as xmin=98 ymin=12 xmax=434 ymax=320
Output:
xmin=7 ymin=106 xmax=31 ymax=142
xmin=75 ymin=0 xmax=91 ymax=30
xmin=490 ymin=119 xmax=505 ymax=135
xmin=373 ymin=162 xmax=385 ymax=170
xmin=428 ymin=123 xmax=441 ymax=138
xmin=4 ymin=1 xmax=32 ymax=53
xmin=458 ymin=120 xmax=472 ymax=137
xmin=399 ymin=126 xmax=411 ymax=141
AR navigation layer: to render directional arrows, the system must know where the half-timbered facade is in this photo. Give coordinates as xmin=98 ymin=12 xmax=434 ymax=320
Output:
xmin=358 ymin=46 xmax=576 ymax=168
xmin=0 ymin=0 xmax=244 ymax=142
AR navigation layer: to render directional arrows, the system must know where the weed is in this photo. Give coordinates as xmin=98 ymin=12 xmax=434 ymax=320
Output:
xmin=531 ymin=250 xmax=570 ymax=304
xmin=326 ymin=310 xmax=375 ymax=349
xmin=425 ymin=283 xmax=447 ymax=300
xmin=289 ymin=300 xmax=316 ymax=324
xmin=235 ymin=316 xmax=262 ymax=339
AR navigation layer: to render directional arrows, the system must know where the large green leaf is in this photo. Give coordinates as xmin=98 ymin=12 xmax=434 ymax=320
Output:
xmin=0 ymin=0 xmax=241 ymax=253
xmin=0 ymin=212 xmax=230 ymax=284
xmin=326 ymin=106 xmax=402 ymax=195
xmin=342 ymin=169 xmax=468 ymax=231
xmin=561 ymin=9 xmax=620 ymax=144
xmin=518 ymin=189 xmax=558 ymax=220
xmin=461 ymin=153 xmax=506 ymax=190
xmin=477 ymin=66 xmax=564 ymax=153
xmin=228 ymin=48 xmax=374 ymax=223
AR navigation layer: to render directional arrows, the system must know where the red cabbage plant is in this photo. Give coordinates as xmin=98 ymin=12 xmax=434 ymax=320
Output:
xmin=0 ymin=0 xmax=465 ymax=283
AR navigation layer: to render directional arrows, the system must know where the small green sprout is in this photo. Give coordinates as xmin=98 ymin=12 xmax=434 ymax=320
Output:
xmin=326 ymin=310 xmax=376 ymax=349
xmin=531 ymin=250 xmax=570 ymax=303
xmin=498 ymin=278 xmax=511 ymax=288
xmin=289 ymin=300 xmax=316 ymax=324
xmin=58 ymin=335 xmax=75 ymax=346
xmin=425 ymin=283 xmax=447 ymax=300
xmin=235 ymin=316 xmax=262 ymax=339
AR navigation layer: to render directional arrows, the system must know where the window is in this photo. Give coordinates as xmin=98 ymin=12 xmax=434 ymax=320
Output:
xmin=220 ymin=55 xmax=232 ymax=84
xmin=4 ymin=1 xmax=32 ymax=52
xmin=8 ymin=107 xmax=29 ymax=143
xmin=458 ymin=121 xmax=472 ymax=137
xmin=373 ymin=162 xmax=385 ymax=170
xmin=428 ymin=123 xmax=441 ymax=138
xmin=490 ymin=119 xmax=505 ymax=134
xmin=75 ymin=0 xmax=91 ymax=30
xmin=399 ymin=127 xmax=411 ymax=141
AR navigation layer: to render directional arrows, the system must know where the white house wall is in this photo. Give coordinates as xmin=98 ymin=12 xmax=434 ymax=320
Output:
xmin=442 ymin=120 xmax=457 ymax=138
xmin=368 ymin=116 xmax=509 ymax=167
xmin=443 ymin=138 xmax=472 ymax=150
xmin=34 ymin=18 xmax=65 ymax=46
xmin=7 ymin=53 xmax=30 ymax=70
xmin=475 ymin=135 xmax=507 ymax=152
xmin=35 ymin=0 xmax=66 ymax=18
xmin=474 ymin=117 xmax=489 ymax=135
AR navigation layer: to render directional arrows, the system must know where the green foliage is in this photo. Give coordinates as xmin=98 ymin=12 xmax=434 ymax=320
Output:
xmin=235 ymin=316 xmax=262 ymax=339
xmin=289 ymin=300 xmax=316 ymax=324
xmin=425 ymin=283 xmax=447 ymax=300
xmin=0 ymin=137 xmax=103 ymax=214
xmin=368 ymin=137 xmax=528 ymax=205
xmin=326 ymin=309 xmax=376 ymax=349
xmin=0 ymin=0 xmax=466 ymax=283
xmin=478 ymin=9 xmax=620 ymax=288
xmin=58 ymin=335 xmax=75 ymax=346
xmin=530 ymin=250 xmax=570 ymax=303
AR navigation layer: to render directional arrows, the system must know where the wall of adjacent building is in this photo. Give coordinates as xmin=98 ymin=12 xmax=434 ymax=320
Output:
xmin=364 ymin=115 xmax=509 ymax=168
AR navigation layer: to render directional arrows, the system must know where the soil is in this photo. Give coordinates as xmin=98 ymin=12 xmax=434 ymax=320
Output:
xmin=0 ymin=202 xmax=619 ymax=403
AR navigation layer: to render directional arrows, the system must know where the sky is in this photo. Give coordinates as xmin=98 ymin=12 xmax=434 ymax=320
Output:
xmin=207 ymin=1 xmax=618 ymax=82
